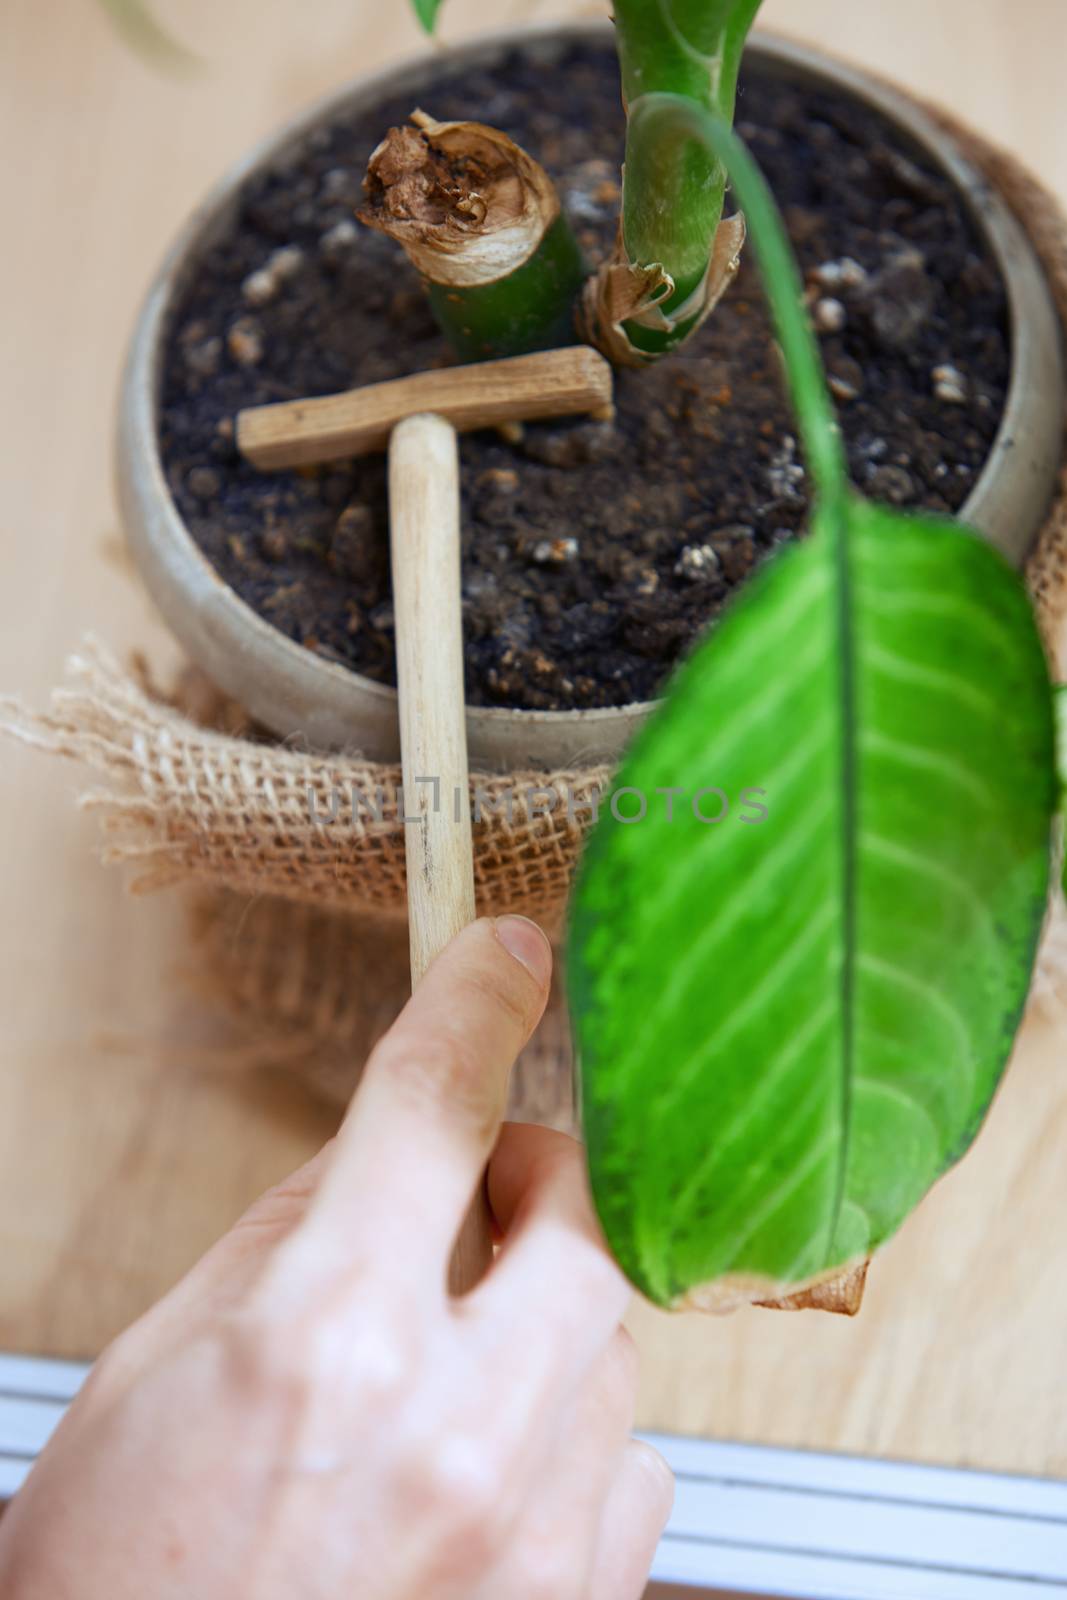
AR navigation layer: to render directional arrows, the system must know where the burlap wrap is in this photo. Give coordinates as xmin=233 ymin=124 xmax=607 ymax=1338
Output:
xmin=2 ymin=109 xmax=1066 ymax=1141
xmin=0 ymin=642 xmax=607 ymax=931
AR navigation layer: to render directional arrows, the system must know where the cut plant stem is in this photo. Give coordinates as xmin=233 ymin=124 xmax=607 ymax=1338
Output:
xmin=360 ymin=112 xmax=586 ymax=361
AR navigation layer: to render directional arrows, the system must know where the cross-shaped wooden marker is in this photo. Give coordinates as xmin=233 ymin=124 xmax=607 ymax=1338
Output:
xmin=236 ymin=347 xmax=615 ymax=1292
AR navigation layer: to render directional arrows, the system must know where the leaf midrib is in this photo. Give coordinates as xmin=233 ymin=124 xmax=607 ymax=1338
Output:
xmin=829 ymin=496 xmax=857 ymax=1258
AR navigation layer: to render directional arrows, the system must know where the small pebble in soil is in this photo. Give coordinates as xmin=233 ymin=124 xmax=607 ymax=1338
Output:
xmin=532 ymin=537 xmax=579 ymax=565
xmin=262 ymin=580 xmax=302 ymax=614
xmin=476 ymin=467 xmax=520 ymax=494
xmin=862 ymin=246 xmax=934 ymax=352
xmin=868 ymin=463 xmax=916 ymax=504
xmin=635 ymin=568 xmax=659 ymax=597
xmin=812 ymin=256 xmax=868 ymax=291
xmin=857 ymin=434 xmax=889 ymax=465
xmin=269 ymin=244 xmax=305 ymax=281
xmin=320 ymin=219 xmax=360 ymax=261
xmin=932 ymin=363 xmax=968 ymax=403
xmin=675 ymin=544 xmax=723 ymax=582
xmin=565 ymin=157 xmax=621 ymax=222
xmin=242 ymin=267 xmax=277 ymax=307
xmin=765 ymin=436 xmax=806 ymax=501
xmin=828 ymin=357 xmax=865 ymax=403
xmin=227 ymin=316 xmax=265 ymax=367
xmin=814 ymin=297 xmax=847 ymax=334
xmin=241 ymin=245 xmax=305 ymax=307
xmin=186 ymin=466 xmax=221 ymax=502
xmin=182 ymin=335 xmax=222 ymax=378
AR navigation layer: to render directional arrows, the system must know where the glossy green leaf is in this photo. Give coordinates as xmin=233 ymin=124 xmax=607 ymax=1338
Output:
xmin=95 ymin=0 xmax=200 ymax=71
xmin=568 ymin=98 xmax=1056 ymax=1309
xmin=1056 ymin=686 xmax=1067 ymax=892
xmin=568 ymin=498 xmax=1055 ymax=1307
xmin=410 ymin=0 xmax=443 ymax=34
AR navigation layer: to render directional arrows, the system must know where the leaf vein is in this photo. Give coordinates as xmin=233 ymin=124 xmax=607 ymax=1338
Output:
xmin=857 ymin=953 xmax=975 ymax=1103
xmin=863 ymin=641 xmax=1006 ymax=728
xmin=862 ymin=728 xmax=999 ymax=812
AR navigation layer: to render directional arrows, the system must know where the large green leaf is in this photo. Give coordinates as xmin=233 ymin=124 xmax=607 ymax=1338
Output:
xmin=568 ymin=499 xmax=1055 ymax=1308
xmin=410 ymin=0 xmax=443 ymax=33
xmin=1057 ymin=686 xmax=1067 ymax=894
xmin=95 ymin=0 xmax=200 ymax=70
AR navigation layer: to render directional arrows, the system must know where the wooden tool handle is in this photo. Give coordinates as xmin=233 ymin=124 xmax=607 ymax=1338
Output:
xmin=388 ymin=413 xmax=492 ymax=1295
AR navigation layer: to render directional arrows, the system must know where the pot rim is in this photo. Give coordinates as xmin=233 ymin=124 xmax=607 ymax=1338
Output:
xmin=116 ymin=21 xmax=1065 ymax=771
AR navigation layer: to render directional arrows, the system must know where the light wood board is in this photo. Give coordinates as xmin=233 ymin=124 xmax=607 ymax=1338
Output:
xmin=1 ymin=0 xmax=1066 ymax=1478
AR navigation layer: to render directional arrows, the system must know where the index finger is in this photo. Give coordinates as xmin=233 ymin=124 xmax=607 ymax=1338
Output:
xmin=287 ymin=916 xmax=552 ymax=1294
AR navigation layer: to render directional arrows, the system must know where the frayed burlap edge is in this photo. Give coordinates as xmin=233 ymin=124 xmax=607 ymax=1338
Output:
xmin=0 ymin=640 xmax=609 ymax=932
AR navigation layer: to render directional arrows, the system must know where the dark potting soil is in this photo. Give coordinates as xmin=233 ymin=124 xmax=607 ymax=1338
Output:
xmin=160 ymin=40 xmax=1010 ymax=712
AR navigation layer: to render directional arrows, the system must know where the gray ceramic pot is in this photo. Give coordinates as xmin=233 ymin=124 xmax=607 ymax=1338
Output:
xmin=116 ymin=25 xmax=1065 ymax=771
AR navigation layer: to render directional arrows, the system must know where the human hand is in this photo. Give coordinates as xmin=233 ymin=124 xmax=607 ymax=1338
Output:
xmin=0 ymin=916 xmax=673 ymax=1599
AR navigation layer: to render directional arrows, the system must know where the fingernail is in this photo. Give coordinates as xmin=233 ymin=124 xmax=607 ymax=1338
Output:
xmin=495 ymin=916 xmax=552 ymax=986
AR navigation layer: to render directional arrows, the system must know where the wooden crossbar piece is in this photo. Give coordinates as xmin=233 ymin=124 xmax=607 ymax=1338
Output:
xmin=236 ymin=346 xmax=614 ymax=470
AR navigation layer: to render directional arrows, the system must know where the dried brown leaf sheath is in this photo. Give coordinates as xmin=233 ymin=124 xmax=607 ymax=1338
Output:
xmin=674 ymin=1258 xmax=870 ymax=1317
xmin=359 ymin=111 xmax=561 ymax=289
xmin=579 ymin=212 xmax=747 ymax=367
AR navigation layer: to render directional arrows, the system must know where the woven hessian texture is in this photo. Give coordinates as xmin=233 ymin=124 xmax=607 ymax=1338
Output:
xmin=0 ymin=642 xmax=609 ymax=929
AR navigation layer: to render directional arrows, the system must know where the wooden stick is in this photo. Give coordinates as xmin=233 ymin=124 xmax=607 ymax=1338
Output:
xmin=388 ymin=412 xmax=491 ymax=1295
xmin=238 ymin=346 xmax=613 ymax=470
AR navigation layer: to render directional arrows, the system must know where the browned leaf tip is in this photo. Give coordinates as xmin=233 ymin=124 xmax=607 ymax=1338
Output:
xmin=756 ymin=1259 xmax=870 ymax=1317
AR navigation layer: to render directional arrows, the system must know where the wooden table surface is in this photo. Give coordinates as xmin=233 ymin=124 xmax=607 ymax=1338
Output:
xmin=2 ymin=0 xmax=1066 ymax=1478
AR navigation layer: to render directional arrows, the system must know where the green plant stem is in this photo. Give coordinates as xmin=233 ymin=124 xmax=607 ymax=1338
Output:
xmin=426 ymin=216 xmax=586 ymax=362
xmin=625 ymin=94 xmax=847 ymax=508
xmin=360 ymin=116 xmax=586 ymax=363
xmin=614 ymin=0 xmax=763 ymax=357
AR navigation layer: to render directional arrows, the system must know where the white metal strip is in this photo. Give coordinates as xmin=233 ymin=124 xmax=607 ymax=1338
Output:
xmin=0 ymin=1396 xmax=66 ymax=1456
xmin=1 ymin=1354 xmax=1065 ymax=1596
xmin=645 ymin=1430 xmax=1067 ymax=1520
xmin=652 ymin=1532 xmax=1065 ymax=1600
xmin=662 ymin=1462 xmax=1067 ymax=1578
xmin=0 ymin=1353 xmax=89 ymax=1403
